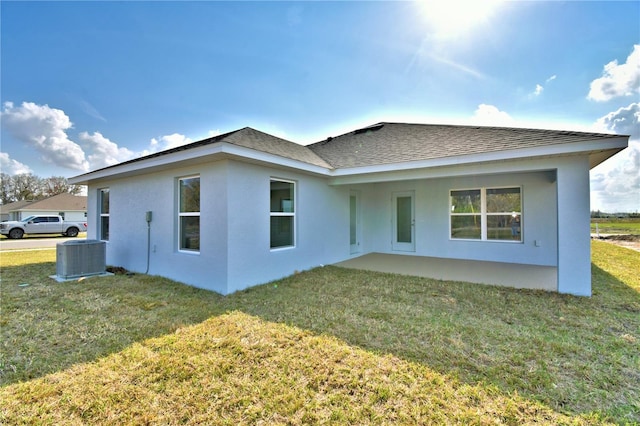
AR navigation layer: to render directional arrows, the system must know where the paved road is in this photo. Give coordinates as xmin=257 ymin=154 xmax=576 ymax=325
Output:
xmin=0 ymin=236 xmax=86 ymax=251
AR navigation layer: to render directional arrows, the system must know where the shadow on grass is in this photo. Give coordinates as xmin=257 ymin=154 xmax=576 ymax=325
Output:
xmin=2 ymin=249 xmax=639 ymax=422
xmin=0 ymin=262 xmax=227 ymax=386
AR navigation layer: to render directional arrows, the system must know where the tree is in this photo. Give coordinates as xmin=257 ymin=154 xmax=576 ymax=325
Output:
xmin=0 ymin=173 xmax=13 ymax=205
xmin=0 ymin=173 xmax=84 ymax=204
xmin=10 ymin=174 xmax=43 ymax=202
xmin=43 ymin=176 xmax=83 ymax=197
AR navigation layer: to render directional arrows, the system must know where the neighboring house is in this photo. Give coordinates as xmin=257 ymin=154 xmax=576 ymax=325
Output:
xmin=0 ymin=193 xmax=87 ymax=222
xmin=69 ymin=123 xmax=628 ymax=296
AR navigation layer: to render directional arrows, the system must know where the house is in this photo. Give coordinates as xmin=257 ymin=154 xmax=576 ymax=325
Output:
xmin=69 ymin=123 xmax=628 ymax=296
xmin=0 ymin=193 xmax=87 ymax=222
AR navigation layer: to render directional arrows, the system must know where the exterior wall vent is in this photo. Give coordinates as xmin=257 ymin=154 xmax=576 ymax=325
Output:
xmin=56 ymin=240 xmax=106 ymax=279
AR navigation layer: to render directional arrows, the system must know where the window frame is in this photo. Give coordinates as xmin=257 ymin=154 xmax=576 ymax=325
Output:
xmin=270 ymin=178 xmax=296 ymax=250
xmin=177 ymin=175 xmax=201 ymax=253
xmin=450 ymin=186 xmax=522 ymax=243
xmin=99 ymin=188 xmax=109 ymax=241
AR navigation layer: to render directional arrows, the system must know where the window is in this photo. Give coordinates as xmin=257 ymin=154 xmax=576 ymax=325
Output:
xmin=99 ymin=188 xmax=109 ymax=241
xmin=270 ymin=179 xmax=295 ymax=249
xmin=450 ymin=187 xmax=521 ymax=242
xmin=179 ymin=176 xmax=200 ymax=252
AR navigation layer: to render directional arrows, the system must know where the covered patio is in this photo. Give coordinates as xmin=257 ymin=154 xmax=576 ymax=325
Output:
xmin=334 ymin=253 xmax=558 ymax=292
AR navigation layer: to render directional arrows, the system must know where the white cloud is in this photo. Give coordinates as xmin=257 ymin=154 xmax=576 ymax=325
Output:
xmin=590 ymin=103 xmax=640 ymax=212
xmin=0 ymin=152 xmax=33 ymax=175
xmin=588 ymin=44 xmax=640 ymax=102
xmin=533 ymin=84 xmax=543 ymax=96
xmin=145 ymin=133 xmax=193 ymax=156
xmin=1 ymin=101 xmax=89 ymax=172
xmin=546 ymin=75 xmax=557 ymax=83
xmin=79 ymin=131 xmax=136 ymax=170
xmin=593 ymin=102 xmax=640 ymax=138
xmin=470 ymin=104 xmax=515 ymax=126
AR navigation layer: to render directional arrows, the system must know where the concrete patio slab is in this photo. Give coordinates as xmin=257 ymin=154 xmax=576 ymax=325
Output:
xmin=334 ymin=253 xmax=558 ymax=291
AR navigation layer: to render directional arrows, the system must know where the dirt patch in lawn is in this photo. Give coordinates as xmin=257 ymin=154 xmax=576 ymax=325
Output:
xmin=594 ymin=234 xmax=640 ymax=252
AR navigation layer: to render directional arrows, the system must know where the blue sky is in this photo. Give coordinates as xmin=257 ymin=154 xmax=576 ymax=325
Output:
xmin=1 ymin=1 xmax=638 ymax=212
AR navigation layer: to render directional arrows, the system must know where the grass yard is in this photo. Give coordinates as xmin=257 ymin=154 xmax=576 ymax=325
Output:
xmin=591 ymin=218 xmax=640 ymax=235
xmin=1 ymin=242 xmax=639 ymax=424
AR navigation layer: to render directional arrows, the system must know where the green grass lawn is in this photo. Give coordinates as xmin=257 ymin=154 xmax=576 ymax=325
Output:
xmin=591 ymin=218 xmax=640 ymax=235
xmin=1 ymin=242 xmax=638 ymax=424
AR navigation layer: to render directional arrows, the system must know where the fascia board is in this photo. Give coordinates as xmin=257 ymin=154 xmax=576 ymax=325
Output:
xmin=69 ymin=143 xmax=332 ymax=185
xmin=327 ymin=137 xmax=629 ymax=179
xmin=69 ymin=144 xmax=227 ymax=184
xmin=327 ymin=159 xmax=560 ymax=185
xmin=221 ymin=144 xmax=332 ymax=176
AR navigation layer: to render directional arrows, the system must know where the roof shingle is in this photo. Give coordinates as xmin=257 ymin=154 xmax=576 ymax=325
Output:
xmin=307 ymin=122 xmax=625 ymax=168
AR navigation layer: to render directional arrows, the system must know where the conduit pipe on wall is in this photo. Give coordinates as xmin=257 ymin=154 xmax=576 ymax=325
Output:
xmin=145 ymin=211 xmax=152 ymax=274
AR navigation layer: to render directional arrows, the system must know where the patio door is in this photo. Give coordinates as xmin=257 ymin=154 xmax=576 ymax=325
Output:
xmin=350 ymin=191 xmax=361 ymax=254
xmin=392 ymin=191 xmax=415 ymax=252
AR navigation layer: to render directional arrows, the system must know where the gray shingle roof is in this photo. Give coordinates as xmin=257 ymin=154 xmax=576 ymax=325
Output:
xmin=307 ymin=122 xmax=625 ymax=168
xmin=72 ymin=122 xmax=627 ymax=183
xmin=225 ymin=127 xmax=331 ymax=168
xmin=0 ymin=194 xmax=87 ymax=213
xmin=88 ymin=127 xmax=331 ymax=173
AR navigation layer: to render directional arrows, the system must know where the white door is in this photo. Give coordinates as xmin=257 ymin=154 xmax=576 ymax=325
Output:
xmin=350 ymin=191 xmax=361 ymax=254
xmin=392 ymin=191 xmax=415 ymax=252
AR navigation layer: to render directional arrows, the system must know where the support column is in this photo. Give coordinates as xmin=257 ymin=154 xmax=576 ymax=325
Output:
xmin=556 ymin=157 xmax=591 ymax=296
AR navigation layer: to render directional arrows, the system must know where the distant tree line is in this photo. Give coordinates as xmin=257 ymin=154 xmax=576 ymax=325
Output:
xmin=591 ymin=210 xmax=640 ymax=219
xmin=0 ymin=173 xmax=84 ymax=205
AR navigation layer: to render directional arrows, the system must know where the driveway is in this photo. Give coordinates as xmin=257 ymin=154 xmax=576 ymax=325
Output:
xmin=0 ymin=236 xmax=86 ymax=251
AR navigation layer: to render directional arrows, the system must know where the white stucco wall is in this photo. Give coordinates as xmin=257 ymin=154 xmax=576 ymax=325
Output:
xmin=225 ymin=162 xmax=348 ymax=293
xmin=556 ymin=156 xmax=592 ymax=296
xmin=87 ymin=162 xmax=230 ymax=293
xmin=85 ymin=153 xmax=593 ymax=296
xmin=343 ymin=156 xmax=593 ymax=295
xmin=356 ymin=170 xmax=558 ymax=267
xmin=87 ymin=160 xmax=350 ymax=294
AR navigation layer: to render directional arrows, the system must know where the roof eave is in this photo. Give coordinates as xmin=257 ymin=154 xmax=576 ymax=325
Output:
xmin=69 ymin=143 xmax=332 ymax=185
xmin=322 ymin=136 xmax=627 ymax=185
xmin=327 ymin=137 xmax=629 ymax=178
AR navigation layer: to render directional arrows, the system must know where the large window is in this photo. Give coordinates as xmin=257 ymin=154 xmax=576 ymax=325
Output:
xmin=450 ymin=187 xmax=521 ymax=242
xmin=179 ymin=176 xmax=200 ymax=252
xmin=270 ymin=179 xmax=295 ymax=249
xmin=99 ymin=188 xmax=109 ymax=241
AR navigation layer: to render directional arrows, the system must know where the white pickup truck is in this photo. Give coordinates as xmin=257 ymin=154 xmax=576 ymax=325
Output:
xmin=0 ymin=215 xmax=87 ymax=239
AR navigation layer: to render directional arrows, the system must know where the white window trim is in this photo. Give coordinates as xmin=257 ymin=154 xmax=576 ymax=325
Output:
xmin=270 ymin=178 xmax=296 ymax=250
xmin=99 ymin=188 xmax=109 ymax=242
xmin=178 ymin=175 xmax=200 ymax=254
xmin=450 ymin=186 xmax=522 ymax=243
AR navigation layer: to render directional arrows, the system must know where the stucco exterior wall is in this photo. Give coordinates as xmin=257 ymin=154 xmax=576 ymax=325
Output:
xmin=85 ymin=154 xmax=592 ymax=296
xmin=351 ymin=170 xmax=557 ymax=266
xmin=87 ymin=160 xmax=350 ymax=294
xmin=87 ymin=162 xmax=230 ymax=293
xmin=556 ymin=156 xmax=591 ymax=296
xmin=225 ymin=162 xmax=348 ymax=293
xmin=344 ymin=155 xmax=593 ymax=295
